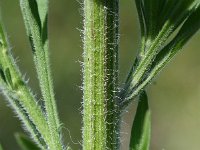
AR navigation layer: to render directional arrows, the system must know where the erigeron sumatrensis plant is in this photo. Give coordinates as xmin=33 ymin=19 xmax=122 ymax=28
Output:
xmin=0 ymin=0 xmax=200 ymax=149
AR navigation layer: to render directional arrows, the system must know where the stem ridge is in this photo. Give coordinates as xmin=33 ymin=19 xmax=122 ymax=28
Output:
xmin=83 ymin=0 xmax=120 ymax=149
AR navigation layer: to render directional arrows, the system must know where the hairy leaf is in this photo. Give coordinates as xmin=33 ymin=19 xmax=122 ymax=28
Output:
xmin=137 ymin=0 xmax=199 ymax=40
xmin=149 ymin=4 xmax=200 ymax=82
xmin=130 ymin=91 xmax=151 ymax=150
xmin=19 ymin=0 xmax=62 ymax=149
xmin=0 ymin=20 xmax=51 ymax=149
xmin=139 ymin=5 xmax=200 ymax=89
xmin=120 ymin=0 xmax=200 ymax=110
xmin=171 ymin=4 xmax=200 ymax=47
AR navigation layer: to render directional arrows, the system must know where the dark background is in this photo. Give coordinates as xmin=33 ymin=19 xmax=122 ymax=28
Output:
xmin=0 ymin=0 xmax=200 ymax=150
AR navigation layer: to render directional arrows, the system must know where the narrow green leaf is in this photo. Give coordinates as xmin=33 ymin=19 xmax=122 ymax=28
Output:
xmin=27 ymin=0 xmax=42 ymax=30
xmin=135 ymin=0 xmax=167 ymax=55
xmin=0 ymin=20 xmax=51 ymax=149
xmin=136 ymin=0 xmax=198 ymax=41
xmin=135 ymin=0 xmax=146 ymax=38
xmin=123 ymin=6 xmax=200 ymax=109
xmin=158 ymin=0 xmax=195 ymax=28
xmin=6 ymin=94 xmax=47 ymax=148
xmin=36 ymin=0 xmax=48 ymax=45
xmin=171 ymin=5 xmax=200 ymax=47
xmin=120 ymin=0 xmax=200 ymax=110
xmin=157 ymin=5 xmax=199 ymax=75
xmin=150 ymin=5 xmax=200 ymax=76
xmin=130 ymin=92 xmax=151 ymax=150
xmin=142 ymin=0 xmax=165 ymax=39
xmin=19 ymin=0 xmax=42 ymax=53
xmin=15 ymin=133 xmax=40 ymax=150
xmin=19 ymin=0 xmax=62 ymax=149
xmin=36 ymin=0 xmax=48 ymax=26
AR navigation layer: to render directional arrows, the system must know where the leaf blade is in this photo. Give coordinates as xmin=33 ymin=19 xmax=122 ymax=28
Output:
xmin=120 ymin=0 xmax=200 ymax=110
xmin=130 ymin=91 xmax=151 ymax=150
xmin=19 ymin=1 xmax=62 ymax=149
xmin=124 ymin=5 xmax=200 ymax=110
xmin=150 ymin=4 xmax=200 ymax=81
xmin=0 ymin=21 xmax=50 ymax=149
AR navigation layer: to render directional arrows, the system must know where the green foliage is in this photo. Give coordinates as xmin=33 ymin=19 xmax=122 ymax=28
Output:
xmin=129 ymin=92 xmax=151 ymax=150
xmin=120 ymin=0 xmax=200 ymax=110
xmin=0 ymin=0 xmax=200 ymax=150
xmin=0 ymin=0 xmax=64 ymax=149
xmin=15 ymin=133 xmax=40 ymax=150
xmin=19 ymin=0 xmax=63 ymax=149
xmin=0 ymin=22 xmax=49 ymax=149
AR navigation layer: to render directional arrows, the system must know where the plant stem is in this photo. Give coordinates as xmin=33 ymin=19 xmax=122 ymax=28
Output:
xmin=19 ymin=0 xmax=62 ymax=149
xmin=83 ymin=0 xmax=120 ymax=149
xmin=0 ymin=27 xmax=50 ymax=149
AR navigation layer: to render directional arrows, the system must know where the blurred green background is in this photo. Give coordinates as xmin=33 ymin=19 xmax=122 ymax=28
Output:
xmin=0 ymin=0 xmax=200 ymax=150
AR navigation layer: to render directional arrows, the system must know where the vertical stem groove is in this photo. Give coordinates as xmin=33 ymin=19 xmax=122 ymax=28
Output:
xmin=83 ymin=0 xmax=119 ymax=149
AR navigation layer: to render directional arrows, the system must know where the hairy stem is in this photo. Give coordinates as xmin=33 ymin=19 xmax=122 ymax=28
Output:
xmin=0 ymin=25 xmax=51 ymax=149
xmin=19 ymin=0 xmax=62 ymax=149
xmin=83 ymin=0 xmax=120 ymax=149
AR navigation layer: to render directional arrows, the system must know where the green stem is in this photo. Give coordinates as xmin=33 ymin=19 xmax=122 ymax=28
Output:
xmin=0 ymin=34 xmax=50 ymax=149
xmin=83 ymin=0 xmax=120 ymax=149
xmin=19 ymin=0 xmax=62 ymax=149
